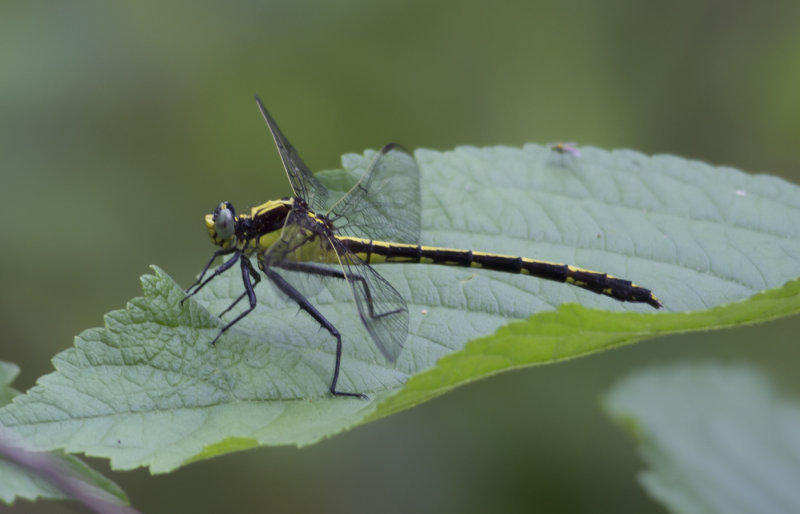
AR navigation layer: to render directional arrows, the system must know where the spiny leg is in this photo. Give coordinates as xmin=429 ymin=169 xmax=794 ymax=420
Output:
xmin=182 ymin=249 xmax=241 ymax=305
xmin=183 ymin=247 xmax=238 ymax=300
xmin=210 ymin=254 xmax=260 ymax=346
xmin=261 ymin=265 xmax=367 ymax=399
xmin=219 ymin=257 xmax=262 ymax=318
xmin=278 ymin=261 xmax=402 ymax=321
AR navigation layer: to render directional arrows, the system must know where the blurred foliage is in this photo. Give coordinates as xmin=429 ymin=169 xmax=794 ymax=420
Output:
xmin=606 ymin=363 xmax=800 ymax=514
xmin=1 ymin=1 xmax=799 ymax=513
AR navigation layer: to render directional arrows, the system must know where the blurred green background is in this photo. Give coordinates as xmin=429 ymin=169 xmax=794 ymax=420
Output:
xmin=2 ymin=1 xmax=799 ymax=513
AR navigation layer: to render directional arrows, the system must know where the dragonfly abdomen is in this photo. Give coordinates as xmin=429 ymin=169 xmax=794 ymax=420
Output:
xmin=340 ymin=236 xmax=661 ymax=309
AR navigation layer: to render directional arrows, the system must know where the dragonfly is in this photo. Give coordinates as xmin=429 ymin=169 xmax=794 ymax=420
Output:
xmin=183 ymin=98 xmax=662 ymax=399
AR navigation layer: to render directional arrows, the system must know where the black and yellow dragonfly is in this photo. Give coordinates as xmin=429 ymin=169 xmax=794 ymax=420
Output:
xmin=184 ymin=97 xmax=662 ymax=399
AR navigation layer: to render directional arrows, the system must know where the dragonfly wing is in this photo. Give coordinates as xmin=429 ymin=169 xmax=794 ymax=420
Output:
xmin=255 ymin=97 xmax=329 ymax=211
xmin=327 ymin=143 xmax=421 ymax=245
xmin=334 ymin=239 xmax=408 ymax=362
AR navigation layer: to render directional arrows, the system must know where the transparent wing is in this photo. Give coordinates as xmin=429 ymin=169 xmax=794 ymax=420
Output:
xmin=326 ymin=143 xmax=421 ymax=244
xmin=264 ymin=211 xmax=408 ymax=362
xmin=335 ymin=242 xmax=408 ymax=362
xmin=255 ymin=97 xmax=329 ymax=211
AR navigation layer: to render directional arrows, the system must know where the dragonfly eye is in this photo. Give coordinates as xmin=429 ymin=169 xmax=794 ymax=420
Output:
xmin=212 ymin=201 xmax=236 ymax=241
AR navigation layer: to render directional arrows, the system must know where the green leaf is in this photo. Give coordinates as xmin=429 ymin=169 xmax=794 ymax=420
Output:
xmin=0 ymin=145 xmax=798 ymax=473
xmin=604 ymin=363 xmax=800 ymax=514
xmin=372 ymin=276 xmax=800 ymax=417
xmin=0 ymin=362 xmax=128 ymax=506
xmin=0 ymin=362 xmax=20 ymax=408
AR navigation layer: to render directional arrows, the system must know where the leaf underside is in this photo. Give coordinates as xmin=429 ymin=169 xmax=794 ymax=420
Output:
xmin=1 ymin=145 xmax=798 ymax=473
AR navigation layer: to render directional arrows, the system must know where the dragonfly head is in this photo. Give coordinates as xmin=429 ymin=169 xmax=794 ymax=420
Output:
xmin=206 ymin=201 xmax=237 ymax=248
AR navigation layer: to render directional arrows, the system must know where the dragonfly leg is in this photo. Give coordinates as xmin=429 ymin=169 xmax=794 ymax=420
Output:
xmin=209 ymin=255 xmax=260 ymax=345
xmin=262 ymin=265 xmax=368 ymax=399
xmin=277 ymin=260 xmax=349 ymax=280
xmin=277 ymin=261 xmax=401 ymax=321
xmin=219 ymin=258 xmax=262 ymax=318
xmin=182 ymin=249 xmax=240 ymax=304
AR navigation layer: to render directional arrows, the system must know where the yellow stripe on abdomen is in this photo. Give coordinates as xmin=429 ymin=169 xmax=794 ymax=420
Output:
xmin=338 ymin=236 xmax=662 ymax=308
